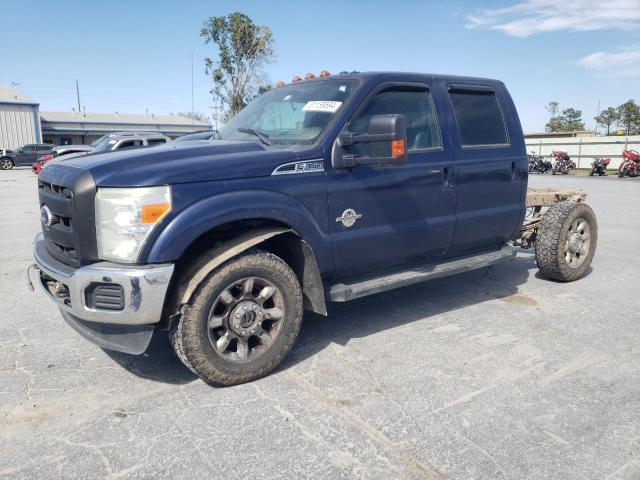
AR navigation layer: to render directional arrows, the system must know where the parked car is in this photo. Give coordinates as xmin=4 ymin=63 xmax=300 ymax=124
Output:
xmin=45 ymin=132 xmax=173 ymax=165
xmin=1 ymin=143 xmax=56 ymax=170
xmin=52 ymin=144 xmax=94 ymax=158
xmin=88 ymin=131 xmax=171 ymax=153
xmin=32 ymin=145 xmax=96 ymax=174
xmin=30 ymin=72 xmax=598 ymax=387
xmin=174 ymin=131 xmax=217 ymax=142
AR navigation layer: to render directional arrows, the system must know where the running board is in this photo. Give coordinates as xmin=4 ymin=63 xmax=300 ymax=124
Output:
xmin=329 ymin=245 xmax=517 ymax=302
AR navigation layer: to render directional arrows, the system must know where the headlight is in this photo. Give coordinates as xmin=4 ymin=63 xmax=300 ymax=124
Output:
xmin=95 ymin=186 xmax=171 ymax=263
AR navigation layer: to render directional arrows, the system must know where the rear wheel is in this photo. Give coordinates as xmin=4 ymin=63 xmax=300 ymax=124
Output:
xmin=170 ymin=249 xmax=303 ymax=386
xmin=535 ymin=201 xmax=597 ymax=282
xmin=0 ymin=158 xmax=14 ymax=170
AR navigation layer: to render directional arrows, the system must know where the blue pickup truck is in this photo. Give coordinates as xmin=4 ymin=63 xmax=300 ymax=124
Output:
xmin=31 ymin=72 xmax=598 ymax=385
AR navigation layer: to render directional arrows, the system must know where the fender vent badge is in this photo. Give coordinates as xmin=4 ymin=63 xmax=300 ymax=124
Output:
xmin=336 ymin=209 xmax=362 ymax=228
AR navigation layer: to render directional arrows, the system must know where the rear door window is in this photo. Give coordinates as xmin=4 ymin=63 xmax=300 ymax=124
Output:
xmin=146 ymin=138 xmax=166 ymax=146
xmin=116 ymin=140 xmax=144 ymax=150
xmin=448 ymin=88 xmax=508 ymax=147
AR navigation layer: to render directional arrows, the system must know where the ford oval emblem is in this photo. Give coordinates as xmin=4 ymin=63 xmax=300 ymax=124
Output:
xmin=40 ymin=205 xmax=52 ymax=227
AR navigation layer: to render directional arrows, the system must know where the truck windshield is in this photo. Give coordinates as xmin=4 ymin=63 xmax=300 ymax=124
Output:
xmin=219 ymin=79 xmax=359 ymax=145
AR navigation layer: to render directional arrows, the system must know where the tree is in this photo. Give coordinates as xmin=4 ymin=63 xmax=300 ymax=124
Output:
xmin=545 ymin=101 xmax=559 ymax=119
xmin=545 ymin=105 xmax=585 ymax=132
xmin=545 ymin=101 xmax=563 ymax=132
xmin=594 ymin=107 xmax=619 ymax=135
xmin=545 ymin=117 xmax=565 ymax=132
xmin=177 ymin=111 xmax=207 ymax=122
xmin=559 ymin=108 xmax=585 ymax=131
xmin=616 ymin=99 xmax=640 ymax=135
xmin=201 ymin=13 xmax=274 ymax=119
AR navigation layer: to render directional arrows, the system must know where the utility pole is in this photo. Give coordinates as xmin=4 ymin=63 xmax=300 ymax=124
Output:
xmin=75 ymin=79 xmax=81 ymax=113
xmin=191 ymin=52 xmax=195 ymax=133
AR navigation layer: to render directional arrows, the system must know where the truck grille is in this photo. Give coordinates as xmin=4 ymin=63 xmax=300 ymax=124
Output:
xmin=39 ymin=180 xmax=78 ymax=263
xmin=38 ymin=164 xmax=99 ymax=267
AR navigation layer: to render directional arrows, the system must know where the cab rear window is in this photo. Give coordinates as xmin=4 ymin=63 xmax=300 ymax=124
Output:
xmin=449 ymin=88 xmax=508 ymax=147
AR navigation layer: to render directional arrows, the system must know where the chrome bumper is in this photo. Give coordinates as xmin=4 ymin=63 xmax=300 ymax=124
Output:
xmin=32 ymin=233 xmax=174 ymax=325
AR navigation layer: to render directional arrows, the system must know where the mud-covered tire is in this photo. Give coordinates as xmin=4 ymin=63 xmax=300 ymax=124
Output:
xmin=535 ymin=201 xmax=598 ymax=282
xmin=169 ymin=249 xmax=303 ymax=386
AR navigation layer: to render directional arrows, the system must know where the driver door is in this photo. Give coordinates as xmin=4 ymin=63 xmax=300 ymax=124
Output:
xmin=326 ymin=83 xmax=457 ymax=278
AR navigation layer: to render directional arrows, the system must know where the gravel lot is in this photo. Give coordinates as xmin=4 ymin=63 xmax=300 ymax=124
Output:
xmin=1 ymin=167 xmax=639 ymax=479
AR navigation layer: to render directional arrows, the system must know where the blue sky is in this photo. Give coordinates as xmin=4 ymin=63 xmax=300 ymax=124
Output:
xmin=1 ymin=0 xmax=638 ymax=133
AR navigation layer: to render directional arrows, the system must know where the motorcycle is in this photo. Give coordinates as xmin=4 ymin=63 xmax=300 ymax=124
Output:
xmin=551 ymin=150 xmax=575 ymax=175
xmin=528 ymin=153 xmax=553 ymax=174
xmin=618 ymin=150 xmax=640 ymax=178
xmin=589 ymin=157 xmax=611 ymax=176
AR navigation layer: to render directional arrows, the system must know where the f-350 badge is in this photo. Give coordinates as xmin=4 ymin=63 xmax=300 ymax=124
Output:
xmin=336 ymin=208 xmax=362 ymax=228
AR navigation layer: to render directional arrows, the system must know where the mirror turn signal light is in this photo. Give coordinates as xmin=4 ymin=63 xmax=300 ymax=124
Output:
xmin=141 ymin=203 xmax=171 ymax=224
xmin=391 ymin=139 xmax=406 ymax=158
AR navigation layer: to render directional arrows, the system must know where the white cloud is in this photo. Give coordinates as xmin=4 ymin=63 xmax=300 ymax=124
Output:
xmin=577 ymin=45 xmax=640 ymax=78
xmin=466 ymin=0 xmax=640 ymax=37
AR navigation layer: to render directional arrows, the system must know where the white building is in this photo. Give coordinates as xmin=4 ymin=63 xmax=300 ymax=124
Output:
xmin=0 ymin=85 xmax=42 ymax=149
xmin=40 ymin=111 xmax=210 ymax=146
xmin=0 ymin=84 xmax=211 ymax=150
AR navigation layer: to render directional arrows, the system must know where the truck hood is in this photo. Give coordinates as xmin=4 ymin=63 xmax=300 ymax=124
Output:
xmin=53 ymin=140 xmax=300 ymax=187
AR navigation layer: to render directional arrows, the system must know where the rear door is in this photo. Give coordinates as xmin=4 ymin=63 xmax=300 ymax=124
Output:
xmin=327 ymin=82 xmax=457 ymax=277
xmin=17 ymin=145 xmax=38 ymax=165
xmin=446 ymin=83 xmax=526 ymax=254
xmin=146 ymin=138 xmax=167 ymax=147
xmin=114 ymin=139 xmax=144 ymax=151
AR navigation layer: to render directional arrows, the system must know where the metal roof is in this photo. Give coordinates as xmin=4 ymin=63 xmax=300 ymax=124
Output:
xmin=0 ymin=85 xmax=38 ymax=105
xmin=39 ymin=111 xmax=209 ymax=127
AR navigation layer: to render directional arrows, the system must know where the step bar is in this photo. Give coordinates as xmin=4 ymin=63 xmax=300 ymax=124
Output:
xmin=329 ymin=245 xmax=518 ymax=302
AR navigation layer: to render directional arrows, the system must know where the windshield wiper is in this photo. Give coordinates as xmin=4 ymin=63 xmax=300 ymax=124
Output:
xmin=237 ymin=128 xmax=271 ymax=146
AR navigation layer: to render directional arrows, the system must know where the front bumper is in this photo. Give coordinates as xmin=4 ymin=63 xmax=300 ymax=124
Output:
xmin=32 ymin=233 xmax=174 ymax=326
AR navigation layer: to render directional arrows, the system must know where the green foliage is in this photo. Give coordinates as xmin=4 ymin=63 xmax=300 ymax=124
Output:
xmin=594 ymin=107 xmax=619 ymax=135
xmin=201 ymin=12 xmax=274 ymax=119
xmin=560 ymin=108 xmax=585 ymax=131
xmin=545 ymin=103 xmax=585 ymax=132
xmin=616 ymin=99 xmax=640 ymax=135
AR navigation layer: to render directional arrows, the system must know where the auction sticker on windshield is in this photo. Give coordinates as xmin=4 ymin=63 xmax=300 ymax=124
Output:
xmin=302 ymin=101 xmax=342 ymax=113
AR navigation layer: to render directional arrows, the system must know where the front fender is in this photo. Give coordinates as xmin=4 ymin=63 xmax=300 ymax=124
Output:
xmin=142 ymin=189 xmax=332 ymax=273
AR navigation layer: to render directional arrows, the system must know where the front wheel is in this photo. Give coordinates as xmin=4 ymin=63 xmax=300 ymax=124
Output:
xmin=589 ymin=167 xmax=596 ymax=176
xmin=535 ymin=201 xmax=597 ymax=282
xmin=0 ymin=158 xmax=14 ymax=170
xmin=170 ymin=249 xmax=303 ymax=386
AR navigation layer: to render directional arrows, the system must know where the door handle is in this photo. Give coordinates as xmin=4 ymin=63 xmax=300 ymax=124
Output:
xmin=442 ymin=167 xmax=454 ymax=189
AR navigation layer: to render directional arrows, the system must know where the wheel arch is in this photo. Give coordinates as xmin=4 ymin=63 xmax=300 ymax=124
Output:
xmin=163 ymin=223 xmax=327 ymax=325
xmin=143 ymin=189 xmax=331 ymax=270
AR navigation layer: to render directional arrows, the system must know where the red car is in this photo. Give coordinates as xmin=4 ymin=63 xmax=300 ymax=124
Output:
xmin=31 ymin=154 xmax=53 ymax=174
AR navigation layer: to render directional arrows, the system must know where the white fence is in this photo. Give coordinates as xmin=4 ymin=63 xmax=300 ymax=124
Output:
xmin=525 ymin=135 xmax=640 ymax=169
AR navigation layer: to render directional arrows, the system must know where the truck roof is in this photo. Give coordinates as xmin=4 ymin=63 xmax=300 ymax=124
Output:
xmin=289 ymin=71 xmax=504 ymax=87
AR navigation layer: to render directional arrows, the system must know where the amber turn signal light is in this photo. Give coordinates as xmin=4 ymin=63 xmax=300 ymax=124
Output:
xmin=141 ymin=203 xmax=170 ymax=224
xmin=391 ymin=139 xmax=405 ymax=158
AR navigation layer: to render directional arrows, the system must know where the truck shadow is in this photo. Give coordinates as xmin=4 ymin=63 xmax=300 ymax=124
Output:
xmin=280 ymin=253 xmax=537 ymax=372
xmin=104 ymin=253 xmax=538 ymax=385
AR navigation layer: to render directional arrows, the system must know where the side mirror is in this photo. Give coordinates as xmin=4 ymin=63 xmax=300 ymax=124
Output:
xmin=332 ymin=114 xmax=407 ymax=169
